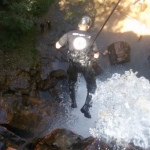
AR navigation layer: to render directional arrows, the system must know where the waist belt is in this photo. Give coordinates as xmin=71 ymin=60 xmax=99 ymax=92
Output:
xmin=71 ymin=59 xmax=90 ymax=67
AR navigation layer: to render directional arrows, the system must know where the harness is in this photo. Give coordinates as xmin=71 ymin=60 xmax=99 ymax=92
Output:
xmin=68 ymin=47 xmax=92 ymax=67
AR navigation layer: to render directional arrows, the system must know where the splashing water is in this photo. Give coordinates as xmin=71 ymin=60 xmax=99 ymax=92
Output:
xmin=89 ymin=69 xmax=150 ymax=149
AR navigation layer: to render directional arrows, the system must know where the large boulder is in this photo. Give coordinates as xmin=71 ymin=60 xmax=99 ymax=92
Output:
xmin=33 ymin=128 xmax=109 ymax=150
xmin=0 ymin=95 xmax=65 ymax=136
xmin=107 ymin=41 xmax=131 ymax=65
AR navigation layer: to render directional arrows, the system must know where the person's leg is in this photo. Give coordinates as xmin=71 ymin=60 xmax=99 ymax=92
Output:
xmin=67 ymin=63 xmax=78 ymax=108
xmin=81 ymin=67 xmax=96 ymax=118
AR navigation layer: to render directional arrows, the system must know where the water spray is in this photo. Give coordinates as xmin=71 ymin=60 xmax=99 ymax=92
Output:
xmin=90 ymin=69 xmax=150 ymax=149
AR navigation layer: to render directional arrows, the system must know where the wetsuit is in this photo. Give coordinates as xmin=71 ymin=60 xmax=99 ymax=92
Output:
xmin=58 ymin=29 xmax=99 ymax=118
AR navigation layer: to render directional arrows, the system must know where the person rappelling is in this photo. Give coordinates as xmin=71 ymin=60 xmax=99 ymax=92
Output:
xmin=55 ymin=16 xmax=101 ymax=118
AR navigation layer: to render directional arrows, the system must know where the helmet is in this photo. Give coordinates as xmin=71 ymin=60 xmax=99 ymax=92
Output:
xmin=79 ymin=16 xmax=92 ymax=27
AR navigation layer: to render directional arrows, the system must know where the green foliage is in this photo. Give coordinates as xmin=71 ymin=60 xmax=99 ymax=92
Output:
xmin=65 ymin=11 xmax=81 ymax=20
xmin=4 ymin=26 xmax=38 ymax=66
xmin=0 ymin=32 xmax=16 ymax=50
xmin=30 ymin=0 xmax=54 ymax=16
xmin=0 ymin=2 xmax=34 ymax=36
xmin=0 ymin=0 xmax=54 ymax=69
xmin=0 ymin=1 xmax=35 ymax=51
xmin=0 ymin=0 xmax=54 ymax=65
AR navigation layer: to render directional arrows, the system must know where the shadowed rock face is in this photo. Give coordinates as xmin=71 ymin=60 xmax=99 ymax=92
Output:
xmin=0 ymin=61 xmax=69 ymax=144
xmin=0 ymin=96 xmax=57 ymax=134
xmin=0 ymin=126 xmax=26 ymax=150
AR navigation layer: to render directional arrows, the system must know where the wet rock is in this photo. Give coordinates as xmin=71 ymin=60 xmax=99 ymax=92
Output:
xmin=37 ymin=77 xmax=57 ymax=90
xmin=0 ymin=61 xmax=41 ymax=98
xmin=0 ymin=126 xmax=26 ymax=150
xmin=16 ymin=128 xmax=146 ymax=150
xmin=0 ymin=95 xmax=17 ymax=124
xmin=17 ymin=62 xmax=31 ymax=73
xmin=0 ymin=139 xmax=6 ymax=150
xmin=35 ymin=72 xmax=43 ymax=84
xmin=17 ymin=61 xmax=40 ymax=74
xmin=0 ymin=107 xmax=8 ymax=124
xmin=49 ymin=88 xmax=62 ymax=102
xmin=29 ymin=64 xmax=40 ymax=77
xmin=43 ymin=77 xmax=57 ymax=90
xmin=0 ymin=94 xmax=69 ymax=139
xmin=33 ymin=128 xmax=110 ymax=150
xmin=40 ymin=62 xmax=53 ymax=80
xmin=50 ymin=69 xmax=68 ymax=79
xmin=29 ymin=82 xmax=39 ymax=98
xmin=9 ymin=110 xmax=43 ymax=135
xmin=7 ymin=72 xmax=30 ymax=95
xmin=40 ymin=57 xmax=52 ymax=65
xmin=0 ymin=95 xmax=39 ymax=132
xmin=33 ymin=128 xmax=84 ymax=150
xmin=22 ymin=94 xmax=30 ymax=106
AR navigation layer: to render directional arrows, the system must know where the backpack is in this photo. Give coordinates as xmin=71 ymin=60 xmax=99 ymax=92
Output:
xmin=107 ymin=41 xmax=131 ymax=65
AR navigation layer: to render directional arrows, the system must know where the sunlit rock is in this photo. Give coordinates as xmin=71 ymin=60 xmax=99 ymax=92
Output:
xmin=33 ymin=128 xmax=106 ymax=150
xmin=33 ymin=128 xmax=119 ymax=150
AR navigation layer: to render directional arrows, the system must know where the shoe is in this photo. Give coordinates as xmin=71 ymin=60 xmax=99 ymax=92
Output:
xmin=80 ymin=105 xmax=91 ymax=118
xmin=71 ymin=103 xmax=77 ymax=108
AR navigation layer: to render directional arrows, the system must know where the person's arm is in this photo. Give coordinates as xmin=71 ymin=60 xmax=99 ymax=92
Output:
xmin=55 ymin=33 xmax=68 ymax=50
xmin=93 ymin=42 xmax=100 ymax=59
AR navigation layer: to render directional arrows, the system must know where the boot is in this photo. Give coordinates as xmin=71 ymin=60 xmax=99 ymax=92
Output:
xmin=81 ymin=104 xmax=91 ymax=118
xmin=80 ymin=93 xmax=92 ymax=118
xmin=69 ymin=82 xmax=77 ymax=108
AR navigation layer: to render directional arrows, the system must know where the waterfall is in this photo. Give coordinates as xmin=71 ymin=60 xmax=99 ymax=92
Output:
xmin=89 ymin=69 xmax=150 ymax=148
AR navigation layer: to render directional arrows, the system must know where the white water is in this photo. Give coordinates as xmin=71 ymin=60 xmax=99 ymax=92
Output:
xmin=89 ymin=69 xmax=150 ymax=148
